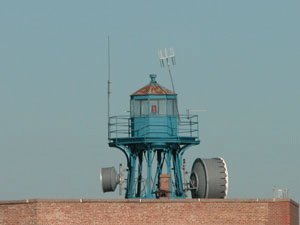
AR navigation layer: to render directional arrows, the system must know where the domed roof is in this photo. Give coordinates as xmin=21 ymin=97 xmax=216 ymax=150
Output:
xmin=131 ymin=74 xmax=175 ymax=96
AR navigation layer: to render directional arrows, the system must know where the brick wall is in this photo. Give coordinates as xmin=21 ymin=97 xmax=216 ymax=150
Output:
xmin=0 ymin=198 xmax=298 ymax=225
xmin=291 ymin=201 xmax=300 ymax=225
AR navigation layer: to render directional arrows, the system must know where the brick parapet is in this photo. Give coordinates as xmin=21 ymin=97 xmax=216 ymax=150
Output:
xmin=0 ymin=198 xmax=298 ymax=224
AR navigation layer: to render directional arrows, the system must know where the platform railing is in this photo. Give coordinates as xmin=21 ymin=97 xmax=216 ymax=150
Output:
xmin=108 ymin=115 xmax=131 ymax=139
xmin=108 ymin=114 xmax=199 ymax=140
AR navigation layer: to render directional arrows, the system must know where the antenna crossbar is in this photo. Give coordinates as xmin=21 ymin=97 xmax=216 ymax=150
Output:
xmin=158 ymin=48 xmax=176 ymax=93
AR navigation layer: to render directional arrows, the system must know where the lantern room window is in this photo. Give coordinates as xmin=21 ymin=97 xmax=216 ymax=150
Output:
xmin=130 ymin=98 xmax=177 ymax=117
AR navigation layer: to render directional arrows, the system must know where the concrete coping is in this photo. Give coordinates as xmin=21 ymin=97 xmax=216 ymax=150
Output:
xmin=0 ymin=198 xmax=298 ymax=207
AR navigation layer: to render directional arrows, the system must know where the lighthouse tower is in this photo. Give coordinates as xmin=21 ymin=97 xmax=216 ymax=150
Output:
xmin=101 ymin=74 xmax=228 ymax=199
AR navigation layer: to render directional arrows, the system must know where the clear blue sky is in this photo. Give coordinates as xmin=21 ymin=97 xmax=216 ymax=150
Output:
xmin=0 ymin=1 xmax=299 ymax=202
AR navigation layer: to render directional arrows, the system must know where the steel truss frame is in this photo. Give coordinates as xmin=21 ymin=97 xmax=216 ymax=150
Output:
xmin=109 ymin=140 xmax=199 ymax=199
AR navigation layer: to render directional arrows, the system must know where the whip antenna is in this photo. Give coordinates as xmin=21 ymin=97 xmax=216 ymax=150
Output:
xmin=107 ymin=36 xmax=111 ymax=140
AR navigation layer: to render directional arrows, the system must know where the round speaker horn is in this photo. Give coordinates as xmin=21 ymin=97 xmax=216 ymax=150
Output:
xmin=100 ymin=167 xmax=120 ymax=193
xmin=190 ymin=157 xmax=228 ymax=199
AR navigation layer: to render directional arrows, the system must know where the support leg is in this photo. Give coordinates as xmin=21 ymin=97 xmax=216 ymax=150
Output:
xmin=146 ymin=150 xmax=153 ymax=198
xmin=157 ymin=150 xmax=162 ymax=190
xmin=172 ymin=150 xmax=184 ymax=197
xmin=126 ymin=153 xmax=137 ymax=198
xmin=166 ymin=150 xmax=173 ymax=197
xmin=136 ymin=151 xmax=143 ymax=197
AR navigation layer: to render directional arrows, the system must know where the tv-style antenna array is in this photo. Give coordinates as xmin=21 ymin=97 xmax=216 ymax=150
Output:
xmin=158 ymin=48 xmax=176 ymax=93
xmin=273 ymin=186 xmax=289 ymax=199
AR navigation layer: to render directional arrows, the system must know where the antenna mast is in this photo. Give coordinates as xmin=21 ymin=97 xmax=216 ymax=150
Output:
xmin=159 ymin=48 xmax=176 ymax=93
xmin=107 ymin=36 xmax=111 ymax=140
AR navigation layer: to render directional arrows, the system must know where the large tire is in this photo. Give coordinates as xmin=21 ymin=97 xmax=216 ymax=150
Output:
xmin=190 ymin=158 xmax=228 ymax=199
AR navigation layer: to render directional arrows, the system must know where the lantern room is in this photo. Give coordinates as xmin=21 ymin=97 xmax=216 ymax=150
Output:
xmin=130 ymin=74 xmax=178 ymax=138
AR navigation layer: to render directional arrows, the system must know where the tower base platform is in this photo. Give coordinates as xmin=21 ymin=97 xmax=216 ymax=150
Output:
xmin=0 ymin=198 xmax=298 ymax=224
